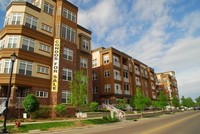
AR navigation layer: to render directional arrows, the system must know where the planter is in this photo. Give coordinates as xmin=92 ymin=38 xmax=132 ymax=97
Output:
xmin=15 ymin=121 xmax=21 ymax=128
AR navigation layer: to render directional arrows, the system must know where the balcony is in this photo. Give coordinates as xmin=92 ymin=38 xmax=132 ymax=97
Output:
xmin=151 ymin=76 xmax=154 ymax=81
xmin=114 ymin=75 xmax=121 ymax=81
xmin=135 ymin=70 xmax=140 ymax=75
xmin=123 ymin=65 xmax=128 ymax=70
xmin=115 ymin=89 xmax=122 ymax=94
xmin=124 ymin=90 xmax=130 ymax=95
xmin=113 ymin=62 xmax=120 ymax=68
xmin=124 ymin=77 xmax=129 ymax=83
xmin=136 ymin=82 xmax=141 ymax=86
xmin=152 ymin=86 xmax=155 ymax=90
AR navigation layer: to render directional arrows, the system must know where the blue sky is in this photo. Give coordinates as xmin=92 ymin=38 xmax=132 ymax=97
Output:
xmin=0 ymin=0 xmax=200 ymax=100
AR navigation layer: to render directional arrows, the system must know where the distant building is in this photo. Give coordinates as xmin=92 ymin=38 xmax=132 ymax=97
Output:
xmin=156 ymin=71 xmax=179 ymax=100
xmin=0 ymin=0 xmax=92 ymax=117
xmin=92 ymin=47 xmax=157 ymax=105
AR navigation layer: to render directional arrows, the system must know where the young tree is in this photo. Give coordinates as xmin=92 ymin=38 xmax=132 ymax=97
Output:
xmin=22 ymin=94 xmax=39 ymax=118
xmin=116 ymin=99 xmax=126 ymax=110
xmin=156 ymin=92 xmax=168 ymax=110
xmin=54 ymin=104 xmax=67 ymax=117
xmin=134 ymin=87 xmax=146 ymax=112
xmin=69 ymin=71 xmax=88 ymax=114
xmin=181 ymin=96 xmax=186 ymax=107
xmin=172 ymin=95 xmax=180 ymax=108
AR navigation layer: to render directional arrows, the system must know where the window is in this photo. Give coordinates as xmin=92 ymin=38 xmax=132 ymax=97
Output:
xmin=39 ymin=43 xmax=50 ymax=52
xmin=63 ymin=68 xmax=72 ymax=81
xmin=136 ymin=77 xmax=141 ymax=85
xmin=41 ymin=23 xmax=52 ymax=33
xmin=61 ymin=90 xmax=71 ymax=104
xmin=114 ymin=83 xmax=121 ymax=94
xmin=93 ymin=73 xmax=97 ymax=80
xmin=0 ymin=38 xmax=5 ymax=50
xmin=92 ymin=59 xmax=97 ymax=67
xmin=63 ymin=48 xmax=73 ymax=61
xmin=11 ymin=13 xmax=21 ymax=25
xmin=19 ymin=60 xmax=32 ymax=76
xmin=105 ymin=84 xmax=111 ymax=92
xmin=22 ymin=36 xmax=35 ymax=52
xmin=8 ymin=35 xmax=18 ymax=48
xmin=4 ymin=15 xmax=9 ymax=26
xmin=83 ymin=39 xmax=89 ymax=50
xmin=124 ymin=84 xmax=129 ymax=91
xmin=93 ymin=86 xmax=98 ymax=94
xmin=81 ymin=58 xmax=87 ymax=68
xmin=114 ymin=70 xmax=121 ymax=80
xmin=25 ymin=15 xmax=37 ymax=30
xmin=0 ymin=60 xmax=2 ymax=73
xmin=4 ymin=60 xmax=12 ymax=74
xmin=103 ymin=55 xmax=109 ymax=64
xmin=44 ymin=2 xmax=54 ymax=15
xmin=63 ymin=8 xmax=76 ymax=22
xmin=36 ymin=91 xmax=48 ymax=98
xmin=123 ymin=71 xmax=128 ymax=78
xmin=104 ymin=70 xmax=110 ymax=77
xmin=37 ymin=66 xmax=49 ymax=74
xmin=105 ymin=99 xmax=110 ymax=104
xmin=61 ymin=24 xmax=75 ymax=43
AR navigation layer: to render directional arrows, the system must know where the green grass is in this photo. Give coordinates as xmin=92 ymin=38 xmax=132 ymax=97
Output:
xmin=6 ymin=118 xmax=119 ymax=133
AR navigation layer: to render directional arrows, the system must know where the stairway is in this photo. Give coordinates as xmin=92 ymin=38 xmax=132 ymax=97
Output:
xmin=102 ymin=103 xmax=126 ymax=121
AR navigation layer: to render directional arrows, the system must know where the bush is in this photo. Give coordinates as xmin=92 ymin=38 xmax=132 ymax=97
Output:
xmin=102 ymin=116 xmax=119 ymax=122
xmin=89 ymin=102 xmax=99 ymax=112
xmin=22 ymin=94 xmax=39 ymax=113
xmin=54 ymin=104 xmax=67 ymax=117
xmin=31 ymin=108 xmax=51 ymax=119
xmin=116 ymin=99 xmax=126 ymax=110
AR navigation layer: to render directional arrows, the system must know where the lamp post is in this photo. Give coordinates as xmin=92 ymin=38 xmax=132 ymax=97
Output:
xmin=1 ymin=53 xmax=17 ymax=134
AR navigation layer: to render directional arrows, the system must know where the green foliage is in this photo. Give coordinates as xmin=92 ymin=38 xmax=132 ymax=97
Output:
xmin=144 ymin=97 xmax=152 ymax=107
xmin=89 ymin=102 xmax=99 ymax=112
xmin=195 ymin=96 xmax=200 ymax=107
xmin=116 ymin=99 xmax=127 ymax=110
xmin=102 ymin=116 xmax=119 ymax=122
xmin=156 ymin=92 xmax=168 ymax=110
xmin=69 ymin=71 xmax=88 ymax=112
xmin=130 ymin=96 xmax=135 ymax=108
xmin=133 ymin=87 xmax=147 ymax=111
xmin=172 ymin=95 xmax=180 ymax=107
xmin=31 ymin=108 xmax=51 ymax=119
xmin=54 ymin=104 xmax=67 ymax=117
xmin=181 ymin=96 xmax=195 ymax=107
xmin=22 ymin=94 xmax=39 ymax=113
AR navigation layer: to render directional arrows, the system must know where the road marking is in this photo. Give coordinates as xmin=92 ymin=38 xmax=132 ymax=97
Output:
xmin=143 ymin=112 xmax=200 ymax=134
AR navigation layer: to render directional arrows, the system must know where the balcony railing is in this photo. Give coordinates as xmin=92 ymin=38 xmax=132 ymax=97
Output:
xmin=113 ymin=62 xmax=120 ymax=68
xmin=114 ymin=75 xmax=121 ymax=81
xmin=124 ymin=90 xmax=130 ymax=95
xmin=135 ymin=70 xmax=140 ymax=75
xmin=115 ymin=89 xmax=122 ymax=94
xmin=136 ymin=82 xmax=141 ymax=86
xmin=123 ymin=65 xmax=128 ymax=70
xmin=124 ymin=77 xmax=129 ymax=83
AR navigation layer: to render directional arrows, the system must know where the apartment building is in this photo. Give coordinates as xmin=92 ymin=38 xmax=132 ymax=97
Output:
xmin=156 ymin=71 xmax=179 ymax=100
xmin=92 ymin=47 xmax=157 ymax=105
xmin=0 ymin=0 xmax=92 ymax=117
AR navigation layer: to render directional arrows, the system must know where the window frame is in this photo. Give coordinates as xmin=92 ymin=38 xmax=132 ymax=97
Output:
xmin=62 ymin=68 xmax=72 ymax=81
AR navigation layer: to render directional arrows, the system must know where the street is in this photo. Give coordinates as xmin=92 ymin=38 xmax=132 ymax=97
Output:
xmin=36 ymin=111 xmax=200 ymax=134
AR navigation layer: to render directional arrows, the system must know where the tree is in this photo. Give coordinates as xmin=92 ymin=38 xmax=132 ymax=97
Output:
xmin=156 ymin=92 xmax=168 ymax=110
xmin=133 ymin=87 xmax=147 ymax=111
xmin=172 ymin=95 xmax=180 ymax=108
xmin=181 ymin=96 xmax=186 ymax=107
xmin=54 ymin=104 xmax=67 ymax=117
xmin=195 ymin=96 xmax=200 ymax=107
xmin=22 ymin=94 xmax=39 ymax=118
xmin=69 ymin=71 xmax=88 ymax=114
xmin=181 ymin=96 xmax=195 ymax=107
xmin=116 ymin=99 xmax=126 ymax=110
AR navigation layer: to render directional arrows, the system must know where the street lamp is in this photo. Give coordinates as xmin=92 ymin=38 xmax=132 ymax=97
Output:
xmin=1 ymin=52 xmax=17 ymax=134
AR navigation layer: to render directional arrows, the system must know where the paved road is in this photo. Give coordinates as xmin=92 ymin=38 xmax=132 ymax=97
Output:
xmin=31 ymin=111 xmax=200 ymax=134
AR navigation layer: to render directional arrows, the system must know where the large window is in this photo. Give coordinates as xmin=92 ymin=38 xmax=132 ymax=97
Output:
xmin=0 ymin=38 xmax=5 ymax=50
xmin=83 ymin=39 xmax=89 ymax=50
xmin=105 ymin=84 xmax=111 ymax=92
xmin=4 ymin=15 xmax=9 ymax=26
xmin=36 ymin=91 xmax=48 ymax=98
xmin=0 ymin=60 xmax=2 ymax=73
xmin=93 ymin=73 xmax=97 ymax=80
xmin=63 ymin=8 xmax=76 ymax=22
xmin=41 ymin=23 xmax=52 ymax=33
xmin=92 ymin=59 xmax=97 ymax=67
xmin=81 ymin=58 xmax=87 ymax=68
xmin=44 ymin=2 xmax=54 ymax=15
xmin=25 ymin=15 xmax=37 ymax=30
xmin=61 ymin=24 xmax=75 ymax=43
xmin=22 ymin=36 xmax=35 ymax=52
xmin=19 ymin=60 xmax=32 ymax=76
xmin=39 ymin=43 xmax=50 ymax=52
xmin=4 ymin=60 xmax=12 ymax=74
xmin=93 ymin=86 xmax=98 ymax=94
xmin=37 ymin=66 xmax=49 ymax=74
xmin=61 ymin=90 xmax=71 ymax=104
xmin=11 ymin=13 xmax=21 ymax=25
xmin=63 ymin=48 xmax=73 ymax=61
xmin=8 ymin=36 xmax=18 ymax=48
xmin=103 ymin=55 xmax=109 ymax=64
xmin=104 ymin=70 xmax=110 ymax=77
xmin=63 ymin=68 xmax=72 ymax=81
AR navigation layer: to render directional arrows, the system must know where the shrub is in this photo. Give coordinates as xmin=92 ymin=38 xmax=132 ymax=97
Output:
xmin=22 ymin=94 xmax=39 ymax=113
xmin=89 ymin=102 xmax=99 ymax=112
xmin=54 ymin=104 xmax=67 ymax=117
xmin=102 ymin=116 xmax=119 ymax=122
xmin=31 ymin=108 xmax=51 ymax=119
xmin=116 ymin=99 xmax=126 ymax=110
